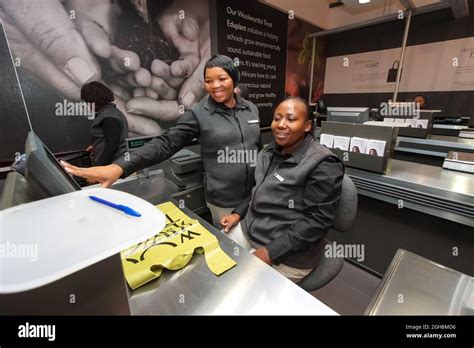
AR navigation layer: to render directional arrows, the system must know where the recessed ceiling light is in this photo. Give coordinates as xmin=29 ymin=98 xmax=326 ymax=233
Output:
xmin=359 ymin=0 xmax=371 ymax=3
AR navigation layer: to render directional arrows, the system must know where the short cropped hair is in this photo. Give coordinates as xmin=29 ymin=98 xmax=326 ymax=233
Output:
xmin=275 ymin=96 xmax=314 ymax=132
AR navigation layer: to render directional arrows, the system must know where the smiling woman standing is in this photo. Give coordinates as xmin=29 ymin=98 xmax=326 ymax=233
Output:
xmin=62 ymin=55 xmax=261 ymax=227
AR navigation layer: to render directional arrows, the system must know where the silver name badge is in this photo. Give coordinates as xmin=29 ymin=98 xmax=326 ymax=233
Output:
xmin=274 ymin=173 xmax=284 ymax=182
xmin=247 ymin=120 xmax=259 ymax=124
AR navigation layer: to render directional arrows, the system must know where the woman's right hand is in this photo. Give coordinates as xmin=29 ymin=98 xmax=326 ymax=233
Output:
xmin=220 ymin=213 xmax=241 ymax=233
xmin=60 ymin=161 xmax=124 ymax=188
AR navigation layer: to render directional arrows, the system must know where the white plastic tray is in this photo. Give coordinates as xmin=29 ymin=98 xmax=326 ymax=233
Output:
xmin=0 ymin=188 xmax=165 ymax=294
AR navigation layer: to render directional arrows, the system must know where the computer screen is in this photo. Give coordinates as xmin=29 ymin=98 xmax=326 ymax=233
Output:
xmin=1 ymin=132 xmax=81 ymax=209
xmin=326 ymin=107 xmax=370 ymax=123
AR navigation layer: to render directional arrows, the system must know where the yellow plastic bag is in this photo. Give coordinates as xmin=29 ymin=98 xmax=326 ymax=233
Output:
xmin=121 ymin=201 xmax=237 ymax=289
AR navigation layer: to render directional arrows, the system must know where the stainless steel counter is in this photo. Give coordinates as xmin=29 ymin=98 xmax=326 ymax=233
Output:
xmin=112 ymin=176 xmax=337 ymax=315
xmin=347 ymin=160 xmax=474 ymax=227
xmin=366 ymin=249 xmax=473 ymax=315
xmin=110 ymin=171 xmax=180 ymax=205
xmin=396 ymin=135 xmax=474 ymax=157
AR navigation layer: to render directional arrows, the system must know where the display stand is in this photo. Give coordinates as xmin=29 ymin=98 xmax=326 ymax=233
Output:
xmin=320 ymin=121 xmax=398 ymax=175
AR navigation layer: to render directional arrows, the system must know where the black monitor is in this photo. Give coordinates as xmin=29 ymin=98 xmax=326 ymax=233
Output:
xmin=1 ymin=132 xmax=81 ymax=209
xmin=326 ymin=107 xmax=370 ymax=123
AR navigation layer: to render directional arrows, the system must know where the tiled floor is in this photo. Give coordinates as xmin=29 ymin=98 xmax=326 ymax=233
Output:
xmin=311 ymin=261 xmax=382 ymax=315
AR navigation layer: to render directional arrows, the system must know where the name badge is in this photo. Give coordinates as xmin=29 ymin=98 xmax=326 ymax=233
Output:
xmin=247 ymin=120 xmax=260 ymax=124
xmin=273 ymin=173 xmax=284 ymax=182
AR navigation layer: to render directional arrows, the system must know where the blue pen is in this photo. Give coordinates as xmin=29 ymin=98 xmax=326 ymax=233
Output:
xmin=89 ymin=195 xmax=142 ymax=217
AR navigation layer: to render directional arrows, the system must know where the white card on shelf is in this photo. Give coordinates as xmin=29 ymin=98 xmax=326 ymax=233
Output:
xmin=365 ymin=139 xmax=386 ymax=157
xmin=416 ymin=119 xmax=429 ymax=129
xmin=405 ymin=119 xmax=418 ymax=128
xmin=334 ymin=136 xmax=350 ymax=151
xmin=320 ymin=134 xmax=335 ymax=148
xmin=350 ymin=137 xmax=368 ymax=154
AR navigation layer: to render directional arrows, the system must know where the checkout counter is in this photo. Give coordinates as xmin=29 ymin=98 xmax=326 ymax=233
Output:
xmin=346 ymin=159 xmax=473 ymax=227
xmin=366 ymin=249 xmax=473 ymax=315
xmin=395 ymin=134 xmax=474 ymax=166
xmin=0 ymin=135 xmax=336 ymax=315
xmin=1 ymin=131 xmax=472 ymax=316
xmin=0 ymin=180 xmax=337 ymax=315
xmin=332 ymin=160 xmax=472 ymax=277
xmin=100 ymin=149 xmax=337 ymax=315
xmin=122 ymin=189 xmax=336 ymax=315
xmin=313 ymin=114 xmax=473 ymax=278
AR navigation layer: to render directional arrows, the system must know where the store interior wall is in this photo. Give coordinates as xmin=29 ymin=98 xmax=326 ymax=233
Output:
xmin=0 ymin=0 xmax=327 ymax=164
xmin=263 ymin=0 xmax=405 ymax=30
xmin=0 ymin=0 xmax=211 ymax=160
xmin=323 ymin=0 xmax=474 ymax=116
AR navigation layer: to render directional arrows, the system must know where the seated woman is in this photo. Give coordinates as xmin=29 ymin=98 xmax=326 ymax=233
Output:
xmin=220 ymin=97 xmax=344 ymax=282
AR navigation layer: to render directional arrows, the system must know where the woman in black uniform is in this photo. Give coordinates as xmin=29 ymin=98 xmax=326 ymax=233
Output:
xmin=63 ymin=55 xmax=261 ymax=227
xmin=81 ymin=81 xmax=129 ymax=166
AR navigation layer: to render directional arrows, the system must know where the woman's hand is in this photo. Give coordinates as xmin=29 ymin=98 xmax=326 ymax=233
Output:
xmin=253 ymin=247 xmax=273 ymax=266
xmin=220 ymin=213 xmax=241 ymax=233
xmin=86 ymin=177 xmax=98 ymax=185
xmin=61 ymin=161 xmax=123 ymax=188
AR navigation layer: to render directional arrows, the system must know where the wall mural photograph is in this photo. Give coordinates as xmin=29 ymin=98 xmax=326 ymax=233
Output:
xmin=0 ymin=0 xmax=210 ymax=158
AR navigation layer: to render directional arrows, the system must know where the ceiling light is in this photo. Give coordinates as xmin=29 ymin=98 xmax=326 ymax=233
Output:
xmin=359 ymin=0 xmax=371 ymax=3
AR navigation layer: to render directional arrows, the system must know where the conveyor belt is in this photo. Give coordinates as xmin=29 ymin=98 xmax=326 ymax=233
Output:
xmin=346 ymin=160 xmax=474 ymax=227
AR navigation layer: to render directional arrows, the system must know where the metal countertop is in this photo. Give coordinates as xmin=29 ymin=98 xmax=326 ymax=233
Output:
xmin=347 ymin=160 xmax=474 ymax=226
xmin=366 ymin=249 xmax=473 ymax=315
xmin=111 ymin=176 xmax=338 ymax=315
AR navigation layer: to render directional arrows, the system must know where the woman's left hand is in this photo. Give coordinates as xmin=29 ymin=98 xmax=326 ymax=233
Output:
xmin=253 ymin=247 xmax=273 ymax=266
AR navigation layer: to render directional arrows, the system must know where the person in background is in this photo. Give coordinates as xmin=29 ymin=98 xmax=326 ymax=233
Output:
xmin=413 ymin=95 xmax=427 ymax=109
xmin=234 ymin=84 xmax=250 ymax=100
xmin=220 ymin=97 xmax=344 ymax=282
xmin=63 ymin=55 xmax=261 ymax=228
xmin=81 ymin=81 xmax=129 ymax=166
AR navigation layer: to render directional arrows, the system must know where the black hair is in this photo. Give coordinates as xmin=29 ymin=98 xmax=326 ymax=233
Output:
xmin=80 ymin=81 xmax=114 ymax=112
xmin=413 ymin=94 xmax=427 ymax=103
xmin=204 ymin=54 xmax=240 ymax=86
xmin=236 ymin=84 xmax=250 ymax=99
xmin=275 ymin=96 xmax=315 ymax=133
